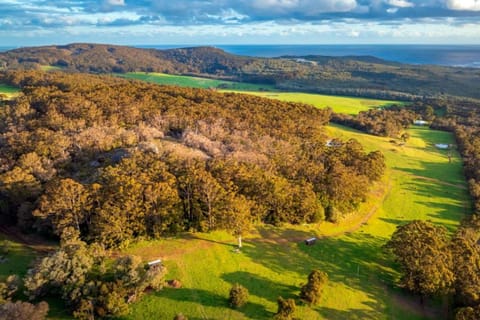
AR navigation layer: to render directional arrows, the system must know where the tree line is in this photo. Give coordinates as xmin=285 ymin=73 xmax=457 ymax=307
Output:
xmin=331 ymin=106 xmax=416 ymax=137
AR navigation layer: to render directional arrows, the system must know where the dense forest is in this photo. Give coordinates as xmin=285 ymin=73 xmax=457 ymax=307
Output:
xmin=1 ymin=43 xmax=480 ymax=100
xmin=0 ymin=70 xmax=384 ymax=249
xmin=331 ymin=106 xmax=416 ymax=137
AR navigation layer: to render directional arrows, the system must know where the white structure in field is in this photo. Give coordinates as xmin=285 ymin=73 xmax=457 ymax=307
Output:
xmin=414 ymin=120 xmax=429 ymax=125
xmin=435 ymin=144 xmax=449 ymax=149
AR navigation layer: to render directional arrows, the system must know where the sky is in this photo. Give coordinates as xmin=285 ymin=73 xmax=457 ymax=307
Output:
xmin=0 ymin=0 xmax=480 ymax=46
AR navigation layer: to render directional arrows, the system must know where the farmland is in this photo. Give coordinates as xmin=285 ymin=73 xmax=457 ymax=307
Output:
xmin=123 ymin=124 xmax=469 ymax=320
xmin=119 ymin=72 xmax=276 ymax=91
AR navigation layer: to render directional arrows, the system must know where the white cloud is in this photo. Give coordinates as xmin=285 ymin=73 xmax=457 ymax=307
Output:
xmin=248 ymin=0 xmax=357 ymax=13
xmin=387 ymin=0 xmax=415 ymax=7
xmin=446 ymin=0 xmax=480 ymax=11
xmin=105 ymin=0 xmax=125 ymax=6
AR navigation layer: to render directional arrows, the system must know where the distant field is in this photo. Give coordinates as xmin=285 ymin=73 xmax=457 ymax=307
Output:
xmin=119 ymin=72 xmax=276 ymax=91
xmin=120 ymin=72 xmax=400 ymax=115
xmin=40 ymin=65 xmax=64 ymax=71
xmin=228 ymin=91 xmax=401 ymax=115
xmin=124 ymin=125 xmax=469 ymax=320
xmin=0 ymin=84 xmax=20 ymax=99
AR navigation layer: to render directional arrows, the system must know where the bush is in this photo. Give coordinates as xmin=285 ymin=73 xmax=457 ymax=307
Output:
xmin=274 ymin=297 xmax=296 ymax=320
xmin=0 ymin=275 xmax=20 ymax=303
xmin=0 ymin=301 xmax=49 ymax=320
xmin=300 ymin=269 xmax=328 ymax=305
xmin=325 ymin=206 xmax=341 ymax=223
xmin=174 ymin=313 xmax=188 ymax=320
xmin=229 ymin=283 xmax=249 ymax=308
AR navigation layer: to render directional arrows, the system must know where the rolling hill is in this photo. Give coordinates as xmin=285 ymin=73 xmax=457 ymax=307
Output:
xmin=1 ymin=43 xmax=480 ymax=100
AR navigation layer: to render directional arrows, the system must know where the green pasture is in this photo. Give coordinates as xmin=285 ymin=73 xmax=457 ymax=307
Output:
xmin=119 ymin=72 xmax=276 ymax=91
xmin=227 ymin=91 xmax=400 ymax=115
xmin=40 ymin=65 xmax=64 ymax=71
xmin=125 ymin=124 xmax=469 ymax=320
xmin=0 ymin=237 xmax=33 ymax=282
xmin=0 ymin=84 xmax=20 ymax=99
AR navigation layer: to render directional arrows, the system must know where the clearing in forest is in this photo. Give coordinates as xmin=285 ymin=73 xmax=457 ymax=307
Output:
xmin=0 ymin=84 xmax=19 ymax=99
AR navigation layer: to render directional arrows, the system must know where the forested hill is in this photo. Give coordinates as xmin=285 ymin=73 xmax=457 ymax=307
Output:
xmin=1 ymin=43 xmax=480 ymax=100
xmin=0 ymin=70 xmax=384 ymax=248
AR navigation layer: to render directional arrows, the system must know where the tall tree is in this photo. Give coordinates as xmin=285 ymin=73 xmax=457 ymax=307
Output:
xmin=386 ymin=220 xmax=454 ymax=297
xmin=33 ymin=178 xmax=91 ymax=236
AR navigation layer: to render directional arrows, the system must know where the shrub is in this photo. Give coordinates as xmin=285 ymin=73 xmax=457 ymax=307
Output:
xmin=274 ymin=297 xmax=296 ymax=320
xmin=0 ymin=275 xmax=20 ymax=303
xmin=300 ymin=269 xmax=328 ymax=305
xmin=229 ymin=283 xmax=249 ymax=308
xmin=0 ymin=301 xmax=49 ymax=320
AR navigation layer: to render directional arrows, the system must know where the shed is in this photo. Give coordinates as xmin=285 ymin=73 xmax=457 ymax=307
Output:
xmin=304 ymin=237 xmax=317 ymax=246
xmin=435 ymin=143 xmax=449 ymax=150
xmin=147 ymin=259 xmax=162 ymax=270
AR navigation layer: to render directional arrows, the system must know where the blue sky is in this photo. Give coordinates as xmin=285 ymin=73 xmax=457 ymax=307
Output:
xmin=1 ymin=0 xmax=480 ymax=46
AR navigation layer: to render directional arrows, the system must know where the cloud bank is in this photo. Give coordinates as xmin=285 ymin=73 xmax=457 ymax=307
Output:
xmin=0 ymin=0 xmax=479 ymax=45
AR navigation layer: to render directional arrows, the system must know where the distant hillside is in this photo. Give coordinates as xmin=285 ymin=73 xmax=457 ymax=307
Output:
xmin=1 ymin=43 xmax=480 ymax=99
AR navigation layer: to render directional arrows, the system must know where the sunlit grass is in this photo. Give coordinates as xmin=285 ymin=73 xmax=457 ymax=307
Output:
xmin=226 ymin=91 xmax=401 ymax=115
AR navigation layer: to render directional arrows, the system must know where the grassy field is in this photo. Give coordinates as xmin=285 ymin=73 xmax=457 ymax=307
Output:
xmin=124 ymin=124 xmax=469 ymax=320
xmin=40 ymin=65 xmax=64 ymax=71
xmin=0 ymin=84 xmax=20 ymax=99
xmin=119 ymin=72 xmax=276 ymax=91
xmin=227 ymin=91 xmax=400 ymax=115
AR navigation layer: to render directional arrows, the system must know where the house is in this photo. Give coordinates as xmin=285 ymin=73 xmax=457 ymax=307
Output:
xmin=304 ymin=237 xmax=317 ymax=246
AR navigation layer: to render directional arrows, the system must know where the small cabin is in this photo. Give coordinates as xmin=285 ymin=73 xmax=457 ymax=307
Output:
xmin=304 ymin=237 xmax=317 ymax=246
xmin=147 ymin=259 xmax=162 ymax=270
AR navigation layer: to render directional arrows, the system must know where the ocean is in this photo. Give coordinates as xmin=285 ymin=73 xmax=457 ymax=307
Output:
xmin=2 ymin=44 xmax=480 ymax=68
xmin=139 ymin=44 xmax=480 ymax=68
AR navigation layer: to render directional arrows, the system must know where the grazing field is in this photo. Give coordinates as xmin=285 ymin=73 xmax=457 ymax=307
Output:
xmin=228 ymin=91 xmax=400 ymax=115
xmin=0 ymin=84 xmax=20 ymax=99
xmin=119 ymin=72 xmax=276 ymax=91
xmin=124 ymin=125 xmax=469 ymax=320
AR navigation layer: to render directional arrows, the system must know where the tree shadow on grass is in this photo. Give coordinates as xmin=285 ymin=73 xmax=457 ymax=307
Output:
xmin=222 ymin=271 xmax=298 ymax=303
xmin=153 ymin=287 xmax=272 ymax=319
xmin=318 ymin=306 xmax=382 ymax=320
